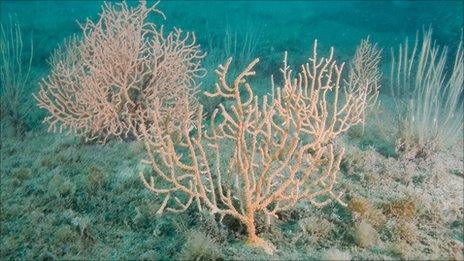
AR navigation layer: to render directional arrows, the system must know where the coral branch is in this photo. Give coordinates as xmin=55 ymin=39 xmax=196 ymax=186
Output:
xmin=140 ymin=40 xmax=375 ymax=254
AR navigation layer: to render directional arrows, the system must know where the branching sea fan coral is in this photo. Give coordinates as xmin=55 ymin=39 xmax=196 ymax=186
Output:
xmin=138 ymin=40 xmax=380 ymax=254
xmin=34 ymin=1 xmax=205 ymax=143
xmin=346 ymin=37 xmax=382 ymax=132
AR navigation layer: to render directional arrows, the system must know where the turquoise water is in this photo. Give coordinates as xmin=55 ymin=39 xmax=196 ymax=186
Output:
xmin=2 ymin=1 xmax=462 ymax=76
xmin=1 ymin=1 xmax=463 ymax=260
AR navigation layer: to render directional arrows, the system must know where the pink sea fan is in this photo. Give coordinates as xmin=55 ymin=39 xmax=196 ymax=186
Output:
xmin=34 ymin=1 xmax=205 ymax=143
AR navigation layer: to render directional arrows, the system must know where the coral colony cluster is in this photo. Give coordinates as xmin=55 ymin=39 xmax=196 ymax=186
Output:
xmin=1 ymin=0 xmax=463 ymax=257
xmin=34 ymin=1 xmax=383 ymax=253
